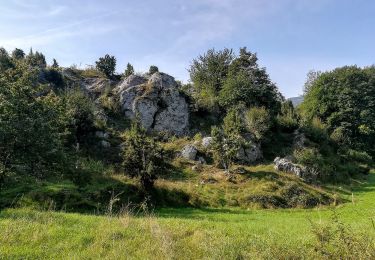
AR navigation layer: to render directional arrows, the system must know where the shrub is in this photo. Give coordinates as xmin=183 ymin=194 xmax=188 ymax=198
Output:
xmin=122 ymin=120 xmax=164 ymax=192
xmin=148 ymin=65 xmax=159 ymax=75
xmin=245 ymin=107 xmax=271 ymax=141
xmin=124 ymin=63 xmax=134 ymax=78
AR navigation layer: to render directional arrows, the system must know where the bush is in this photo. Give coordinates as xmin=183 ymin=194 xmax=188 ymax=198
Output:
xmin=301 ymin=117 xmax=328 ymax=143
xmin=148 ymin=65 xmax=159 ymax=75
xmin=245 ymin=107 xmax=271 ymax=141
xmin=122 ymin=120 xmax=164 ymax=192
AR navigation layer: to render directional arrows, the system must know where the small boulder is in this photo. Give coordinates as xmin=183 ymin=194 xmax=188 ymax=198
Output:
xmin=181 ymin=144 xmax=198 ymax=160
xmin=201 ymin=137 xmax=213 ymax=148
xmin=274 ymin=157 xmax=307 ymax=179
xmin=197 ymin=156 xmax=207 ymax=165
xmin=100 ymin=140 xmax=111 ymax=148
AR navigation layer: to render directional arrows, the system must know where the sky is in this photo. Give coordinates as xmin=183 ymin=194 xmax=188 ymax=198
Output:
xmin=1 ymin=0 xmax=374 ymax=98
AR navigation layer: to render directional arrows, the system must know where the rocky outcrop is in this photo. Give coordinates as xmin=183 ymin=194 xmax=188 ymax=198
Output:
xmin=236 ymin=144 xmax=262 ymax=164
xmin=115 ymin=72 xmax=189 ymax=136
xmin=274 ymin=157 xmax=317 ymax=182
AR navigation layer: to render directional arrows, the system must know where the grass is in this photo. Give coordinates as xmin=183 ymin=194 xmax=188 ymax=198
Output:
xmin=0 ymin=170 xmax=374 ymax=259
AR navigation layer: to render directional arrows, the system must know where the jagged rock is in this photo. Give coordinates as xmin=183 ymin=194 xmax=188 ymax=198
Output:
xmin=236 ymin=144 xmax=262 ymax=164
xmin=115 ymin=72 xmax=189 ymax=136
xmin=273 ymin=157 xmax=307 ymax=178
xmin=181 ymin=144 xmax=198 ymax=160
xmin=201 ymin=137 xmax=213 ymax=148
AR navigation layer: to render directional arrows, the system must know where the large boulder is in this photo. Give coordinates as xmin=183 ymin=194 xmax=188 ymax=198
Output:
xmin=115 ymin=72 xmax=189 ymax=136
xmin=180 ymin=144 xmax=198 ymax=160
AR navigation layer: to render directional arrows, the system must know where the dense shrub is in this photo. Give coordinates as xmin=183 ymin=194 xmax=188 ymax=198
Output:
xmin=148 ymin=65 xmax=159 ymax=75
xmin=122 ymin=120 xmax=164 ymax=192
xmin=245 ymin=107 xmax=271 ymax=141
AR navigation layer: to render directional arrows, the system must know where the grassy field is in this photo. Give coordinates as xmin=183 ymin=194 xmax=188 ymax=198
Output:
xmin=0 ymin=170 xmax=374 ymax=259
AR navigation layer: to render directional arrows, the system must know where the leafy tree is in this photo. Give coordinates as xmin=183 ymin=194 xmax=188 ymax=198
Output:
xmin=95 ymin=54 xmax=116 ymax=78
xmin=299 ymin=66 xmax=375 ymax=155
xmin=303 ymin=70 xmax=321 ymax=95
xmin=189 ymin=48 xmax=234 ymax=112
xmin=11 ymin=48 xmax=25 ymax=60
xmin=124 ymin=63 xmax=134 ymax=77
xmin=190 ymin=47 xmax=282 ymax=114
xmin=122 ymin=120 xmax=164 ymax=192
xmin=149 ymin=65 xmax=159 ymax=75
xmin=0 ymin=47 xmax=14 ymax=72
xmin=219 ymin=48 xmax=282 ymax=115
xmin=0 ymin=64 xmax=64 ymax=178
xmin=245 ymin=107 xmax=271 ymax=141
xmin=52 ymin=58 xmax=59 ymax=68
xmin=277 ymin=100 xmax=299 ymax=131
xmin=61 ymin=89 xmax=96 ymax=145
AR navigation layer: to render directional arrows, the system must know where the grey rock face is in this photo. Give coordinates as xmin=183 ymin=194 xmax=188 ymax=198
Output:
xmin=273 ymin=157 xmax=318 ymax=183
xmin=115 ymin=72 xmax=189 ymax=136
xmin=181 ymin=144 xmax=198 ymax=160
xmin=274 ymin=157 xmax=305 ymax=178
xmin=236 ymin=144 xmax=262 ymax=164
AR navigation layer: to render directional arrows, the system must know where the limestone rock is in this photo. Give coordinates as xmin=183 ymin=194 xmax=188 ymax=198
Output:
xmin=201 ymin=137 xmax=213 ymax=148
xmin=115 ymin=72 xmax=189 ymax=136
xmin=236 ymin=144 xmax=262 ymax=164
xmin=181 ymin=144 xmax=198 ymax=160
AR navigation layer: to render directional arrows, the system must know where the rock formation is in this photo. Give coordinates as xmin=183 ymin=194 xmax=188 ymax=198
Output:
xmin=115 ymin=73 xmax=189 ymax=136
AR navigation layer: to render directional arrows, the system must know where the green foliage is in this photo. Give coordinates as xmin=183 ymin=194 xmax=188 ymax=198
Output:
xmin=0 ymin=47 xmax=14 ymax=72
xmin=95 ymin=54 xmax=116 ymax=78
xmin=189 ymin=48 xmax=234 ymax=112
xmin=11 ymin=48 xmax=25 ymax=60
xmin=245 ymin=107 xmax=271 ymax=141
xmin=122 ymin=120 xmax=164 ymax=192
xmin=26 ymin=49 xmax=47 ymax=68
xmin=222 ymin=106 xmax=245 ymax=136
xmin=219 ymin=48 xmax=282 ymax=114
xmin=277 ymin=100 xmax=299 ymax=131
xmin=61 ymin=89 xmax=97 ymax=145
xmin=211 ymin=126 xmax=242 ymax=171
xmin=44 ymin=68 xmax=64 ymax=88
xmin=124 ymin=63 xmax=134 ymax=77
xmin=0 ymin=64 xmax=65 ymax=178
xmin=148 ymin=65 xmax=159 ymax=75
xmin=300 ymin=66 xmax=375 ymax=155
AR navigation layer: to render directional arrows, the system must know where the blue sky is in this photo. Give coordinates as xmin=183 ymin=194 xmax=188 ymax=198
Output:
xmin=1 ymin=0 xmax=374 ymax=97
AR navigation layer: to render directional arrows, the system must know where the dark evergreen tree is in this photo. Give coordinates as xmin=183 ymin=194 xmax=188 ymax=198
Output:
xmin=124 ymin=63 xmax=134 ymax=77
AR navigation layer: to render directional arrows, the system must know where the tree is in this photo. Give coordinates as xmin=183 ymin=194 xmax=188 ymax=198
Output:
xmin=95 ymin=54 xmax=116 ymax=78
xmin=189 ymin=48 xmax=234 ymax=112
xmin=219 ymin=47 xmax=282 ymax=115
xmin=299 ymin=66 xmax=375 ymax=155
xmin=0 ymin=47 xmax=14 ymax=72
xmin=0 ymin=63 xmax=64 ymax=179
xmin=303 ymin=70 xmax=321 ymax=95
xmin=11 ymin=48 xmax=25 ymax=60
xmin=26 ymin=49 xmax=47 ymax=68
xmin=124 ymin=63 xmax=134 ymax=77
xmin=149 ymin=65 xmax=159 ymax=75
xmin=52 ymin=58 xmax=59 ymax=68
xmin=122 ymin=120 xmax=164 ymax=192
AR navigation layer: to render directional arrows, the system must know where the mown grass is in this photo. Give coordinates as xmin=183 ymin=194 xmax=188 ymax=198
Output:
xmin=0 ymin=171 xmax=374 ymax=259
